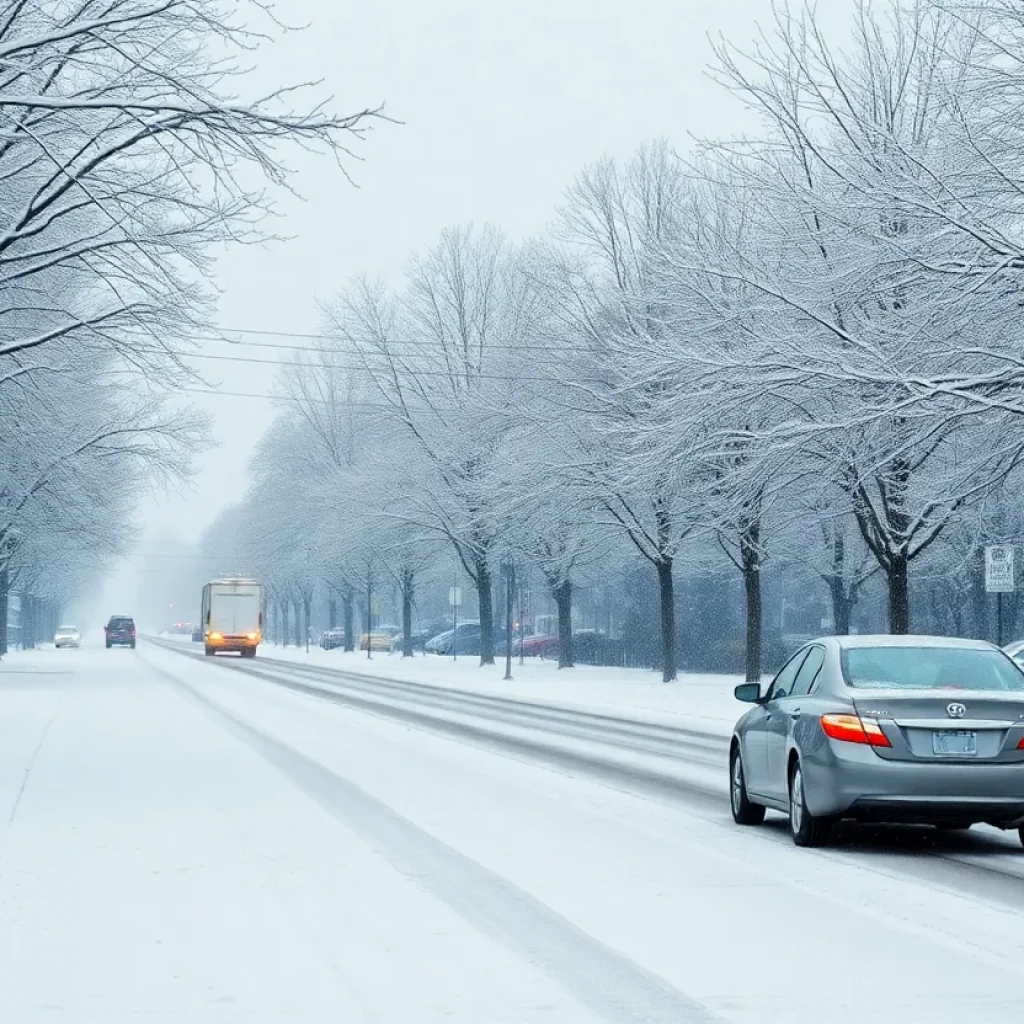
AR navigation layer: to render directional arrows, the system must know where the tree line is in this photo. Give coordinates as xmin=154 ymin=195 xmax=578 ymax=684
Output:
xmin=207 ymin=0 xmax=1024 ymax=683
xmin=0 ymin=0 xmax=375 ymax=656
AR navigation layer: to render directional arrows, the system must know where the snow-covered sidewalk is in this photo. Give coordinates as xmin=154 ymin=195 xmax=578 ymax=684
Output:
xmin=253 ymin=641 xmax=747 ymax=736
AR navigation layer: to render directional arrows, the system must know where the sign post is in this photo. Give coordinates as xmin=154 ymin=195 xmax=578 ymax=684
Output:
xmin=985 ymin=545 xmax=1015 ymax=647
xmin=448 ymin=584 xmax=462 ymax=661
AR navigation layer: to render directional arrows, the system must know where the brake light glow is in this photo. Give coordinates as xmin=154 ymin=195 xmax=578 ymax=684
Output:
xmin=209 ymin=631 xmax=223 ymax=641
xmin=247 ymin=632 xmax=258 ymax=641
xmin=821 ymin=713 xmax=892 ymax=748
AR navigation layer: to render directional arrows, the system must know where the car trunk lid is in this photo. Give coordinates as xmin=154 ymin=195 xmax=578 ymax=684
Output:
xmin=852 ymin=689 xmax=1024 ymax=762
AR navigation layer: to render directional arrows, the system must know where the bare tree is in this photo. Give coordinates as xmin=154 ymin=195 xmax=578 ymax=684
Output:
xmin=327 ymin=226 xmax=531 ymax=667
xmin=543 ymin=143 xmax=696 ymax=681
xmin=0 ymin=0 xmax=378 ymax=369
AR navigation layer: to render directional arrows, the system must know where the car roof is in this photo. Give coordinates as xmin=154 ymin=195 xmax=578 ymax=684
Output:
xmin=816 ymin=634 xmax=997 ymax=651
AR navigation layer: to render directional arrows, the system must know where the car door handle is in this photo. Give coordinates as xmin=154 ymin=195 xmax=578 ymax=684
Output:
xmin=789 ymin=707 xmax=802 ymax=719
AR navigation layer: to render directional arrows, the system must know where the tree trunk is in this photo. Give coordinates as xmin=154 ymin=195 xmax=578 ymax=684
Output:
xmin=829 ymin=577 xmax=851 ymax=636
xmin=303 ymin=596 xmax=311 ymax=652
xmin=655 ymin=558 xmax=677 ymax=682
xmin=343 ymin=590 xmax=355 ymax=652
xmin=292 ymin=599 xmax=302 ymax=647
xmin=740 ymin=519 xmax=762 ymax=683
xmin=742 ymin=562 xmax=762 ymax=682
xmin=23 ymin=596 xmax=35 ymax=649
xmin=888 ymin=554 xmax=910 ymax=634
xmin=476 ymin=558 xmax=495 ymax=666
xmin=0 ymin=568 xmax=8 ymax=657
xmin=554 ymin=578 xmax=574 ymax=669
xmin=401 ymin=566 xmax=414 ymax=658
xmin=969 ymin=547 xmax=987 ymax=640
xmin=328 ymin=597 xmax=337 ymax=629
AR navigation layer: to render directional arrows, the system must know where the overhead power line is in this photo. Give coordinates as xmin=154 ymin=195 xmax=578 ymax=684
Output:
xmin=189 ymin=326 xmax=602 ymax=355
xmin=177 ymin=385 xmax=413 ymax=409
xmin=150 ymin=346 xmax=591 ymax=383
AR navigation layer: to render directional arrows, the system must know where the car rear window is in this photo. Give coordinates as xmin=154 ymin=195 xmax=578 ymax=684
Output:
xmin=843 ymin=647 xmax=1024 ymax=692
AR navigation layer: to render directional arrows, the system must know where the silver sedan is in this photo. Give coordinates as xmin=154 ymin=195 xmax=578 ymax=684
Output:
xmin=730 ymin=635 xmax=1024 ymax=847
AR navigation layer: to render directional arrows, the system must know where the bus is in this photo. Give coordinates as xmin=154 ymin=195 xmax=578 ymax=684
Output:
xmin=200 ymin=577 xmax=263 ymax=657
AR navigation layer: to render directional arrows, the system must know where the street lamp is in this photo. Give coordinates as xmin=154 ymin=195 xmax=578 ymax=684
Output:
xmin=502 ymin=559 xmax=515 ymax=681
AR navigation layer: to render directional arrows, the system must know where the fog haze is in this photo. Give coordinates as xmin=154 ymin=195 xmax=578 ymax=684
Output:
xmin=89 ymin=0 xmax=850 ymax=624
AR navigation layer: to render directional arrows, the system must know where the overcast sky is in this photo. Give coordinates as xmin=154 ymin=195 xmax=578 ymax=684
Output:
xmin=93 ymin=0 xmax=851 ymax=620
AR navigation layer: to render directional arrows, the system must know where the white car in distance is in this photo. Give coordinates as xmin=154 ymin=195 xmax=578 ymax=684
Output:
xmin=54 ymin=625 xmax=81 ymax=649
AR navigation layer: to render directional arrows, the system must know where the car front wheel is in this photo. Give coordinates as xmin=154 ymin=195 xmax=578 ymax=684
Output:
xmin=789 ymin=760 xmax=832 ymax=848
xmin=730 ymin=746 xmax=765 ymax=825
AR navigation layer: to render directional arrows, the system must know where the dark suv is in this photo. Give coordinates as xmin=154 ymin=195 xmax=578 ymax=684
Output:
xmin=105 ymin=615 xmax=136 ymax=649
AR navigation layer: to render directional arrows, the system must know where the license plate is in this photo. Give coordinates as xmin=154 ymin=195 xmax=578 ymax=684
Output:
xmin=932 ymin=730 xmax=977 ymax=756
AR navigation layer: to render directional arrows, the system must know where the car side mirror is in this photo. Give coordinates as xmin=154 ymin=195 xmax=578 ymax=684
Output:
xmin=734 ymin=683 xmax=763 ymax=704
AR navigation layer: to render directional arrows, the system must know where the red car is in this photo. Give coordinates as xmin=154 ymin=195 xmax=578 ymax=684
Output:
xmin=521 ymin=633 xmax=559 ymax=658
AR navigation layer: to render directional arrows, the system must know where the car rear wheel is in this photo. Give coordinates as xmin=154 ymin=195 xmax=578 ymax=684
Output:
xmin=789 ymin=760 xmax=832 ymax=848
xmin=204 ymin=645 xmax=214 ymax=657
xmin=730 ymin=746 xmax=765 ymax=825
xmin=105 ymin=641 xmax=111 ymax=649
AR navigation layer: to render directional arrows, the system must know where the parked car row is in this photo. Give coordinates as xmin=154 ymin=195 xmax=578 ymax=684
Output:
xmin=309 ymin=620 xmax=623 ymax=663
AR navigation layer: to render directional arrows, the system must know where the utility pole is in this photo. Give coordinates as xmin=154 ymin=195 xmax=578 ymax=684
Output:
xmin=518 ymin=577 xmax=526 ymax=667
xmin=452 ymin=566 xmax=459 ymax=662
xmin=503 ymin=560 xmax=515 ymax=681
xmin=366 ymin=567 xmax=373 ymax=660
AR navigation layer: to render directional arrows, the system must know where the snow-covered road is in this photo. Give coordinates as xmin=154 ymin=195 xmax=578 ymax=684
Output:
xmin=2 ymin=642 xmax=1024 ymax=1022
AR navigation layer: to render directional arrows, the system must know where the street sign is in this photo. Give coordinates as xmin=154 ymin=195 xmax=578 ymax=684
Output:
xmin=985 ymin=545 xmax=1015 ymax=593
xmin=448 ymin=586 xmax=463 ymax=607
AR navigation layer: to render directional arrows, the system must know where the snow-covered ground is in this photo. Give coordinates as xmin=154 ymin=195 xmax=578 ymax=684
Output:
xmin=202 ymin=636 xmax=747 ymax=735
xmin=2 ymin=641 xmax=1024 ymax=1022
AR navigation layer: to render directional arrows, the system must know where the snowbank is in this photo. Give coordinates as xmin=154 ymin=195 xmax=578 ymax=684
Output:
xmin=252 ymin=641 xmax=748 ymax=735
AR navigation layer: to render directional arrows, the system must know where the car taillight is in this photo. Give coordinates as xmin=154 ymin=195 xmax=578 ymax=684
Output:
xmin=1017 ymin=736 xmax=1024 ymax=750
xmin=821 ymin=713 xmax=892 ymax=748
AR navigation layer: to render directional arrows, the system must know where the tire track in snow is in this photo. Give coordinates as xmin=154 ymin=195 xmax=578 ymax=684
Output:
xmin=149 ymin=658 xmax=721 ymax=1024
xmin=150 ymin=640 xmax=1024 ymax=913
